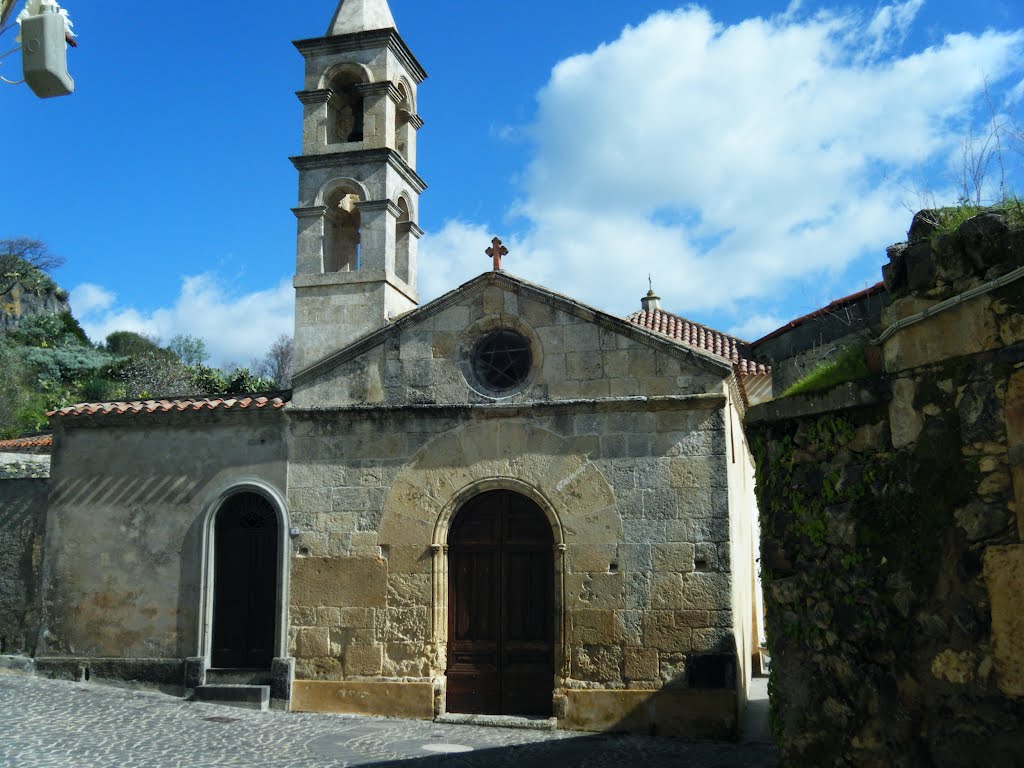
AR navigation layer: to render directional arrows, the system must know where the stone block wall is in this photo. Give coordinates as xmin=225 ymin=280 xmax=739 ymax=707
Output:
xmin=747 ymin=209 xmax=1024 ymax=767
xmin=286 ymin=396 xmax=749 ymax=731
xmin=295 ymin=276 xmax=725 ymax=409
xmin=40 ymin=412 xmax=288 ymax=663
xmin=0 ymin=478 xmax=48 ymax=654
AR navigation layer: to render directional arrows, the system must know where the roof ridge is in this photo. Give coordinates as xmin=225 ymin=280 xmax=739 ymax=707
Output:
xmin=625 ymin=306 xmax=770 ymax=377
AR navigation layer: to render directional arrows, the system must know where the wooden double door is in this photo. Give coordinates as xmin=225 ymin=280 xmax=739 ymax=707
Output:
xmin=447 ymin=491 xmax=555 ymax=716
xmin=211 ymin=493 xmax=278 ymax=669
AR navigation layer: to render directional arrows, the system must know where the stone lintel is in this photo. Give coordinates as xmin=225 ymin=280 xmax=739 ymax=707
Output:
xmin=296 ymin=89 xmax=332 ymax=105
xmin=292 ymin=29 xmax=428 ymax=83
xmin=290 ymin=149 xmax=427 ymax=194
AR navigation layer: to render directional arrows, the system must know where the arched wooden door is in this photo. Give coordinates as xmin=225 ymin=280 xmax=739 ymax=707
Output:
xmin=447 ymin=490 xmax=554 ymax=716
xmin=211 ymin=493 xmax=278 ymax=669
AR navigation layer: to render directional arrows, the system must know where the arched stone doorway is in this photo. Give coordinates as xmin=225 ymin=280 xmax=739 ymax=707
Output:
xmin=211 ymin=492 xmax=279 ymax=669
xmin=446 ymin=490 xmax=554 ymax=716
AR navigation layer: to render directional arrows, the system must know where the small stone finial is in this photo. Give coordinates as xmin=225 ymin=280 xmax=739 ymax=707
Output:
xmin=486 ymin=237 xmax=509 ymax=271
xmin=641 ymin=286 xmax=661 ymax=313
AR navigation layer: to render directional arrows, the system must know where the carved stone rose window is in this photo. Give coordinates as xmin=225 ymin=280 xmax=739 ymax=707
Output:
xmin=471 ymin=329 xmax=532 ymax=392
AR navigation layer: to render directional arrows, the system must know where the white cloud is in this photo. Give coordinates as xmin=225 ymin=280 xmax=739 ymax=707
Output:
xmin=727 ymin=314 xmax=790 ymax=343
xmin=418 ymin=6 xmax=1024 ymax=330
xmin=69 ymin=283 xmax=115 ymax=316
xmin=72 ymin=275 xmax=294 ymax=367
xmin=862 ymin=0 xmax=925 ymax=62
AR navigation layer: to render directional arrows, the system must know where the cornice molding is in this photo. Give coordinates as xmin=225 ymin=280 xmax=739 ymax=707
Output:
xmin=398 ymin=221 xmax=425 ymax=238
xmin=290 ymin=148 xmax=427 ymax=194
xmin=355 ymin=81 xmax=403 ymax=103
xmin=296 ymin=88 xmax=332 ymax=105
xmin=292 ymin=205 xmax=329 ymax=219
xmin=357 ymin=199 xmax=403 ymax=217
xmin=293 ymin=29 xmax=428 ymax=84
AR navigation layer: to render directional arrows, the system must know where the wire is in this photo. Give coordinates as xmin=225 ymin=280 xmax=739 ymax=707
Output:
xmin=0 ymin=75 xmax=25 ymax=84
xmin=0 ymin=44 xmax=20 ymax=60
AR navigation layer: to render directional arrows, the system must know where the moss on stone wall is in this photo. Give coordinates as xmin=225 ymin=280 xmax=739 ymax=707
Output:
xmin=749 ymin=211 xmax=1024 ymax=768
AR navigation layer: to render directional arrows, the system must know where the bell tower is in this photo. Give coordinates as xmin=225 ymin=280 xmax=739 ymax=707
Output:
xmin=291 ymin=0 xmax=426 ymax=372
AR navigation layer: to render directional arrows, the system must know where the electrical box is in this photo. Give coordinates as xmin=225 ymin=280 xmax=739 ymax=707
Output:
xmin=21 ymin=11 xmax=74 ymax=98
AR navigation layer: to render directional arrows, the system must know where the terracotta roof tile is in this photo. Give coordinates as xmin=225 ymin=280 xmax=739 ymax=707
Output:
xmin=48 ymin=393 xmax=291 ymax=419
xmin=626 ymin=309 xmax=770 ymax=376
xmin=0 ymin=434 xmax=53 ymax=453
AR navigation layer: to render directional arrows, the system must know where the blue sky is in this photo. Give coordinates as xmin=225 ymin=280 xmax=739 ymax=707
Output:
xmin=4 ymin=0 xmax=1023 ymax=367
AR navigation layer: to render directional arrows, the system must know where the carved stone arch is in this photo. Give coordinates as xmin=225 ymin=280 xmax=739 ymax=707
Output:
xmin=318 ymin=61 xmax=373 ymax=91
xmin=379 ymin=421 xmax=619 ymax=547
xmin=378 ymin=420 xmax=620 ymax=684
xmin=394 ymin=189 xmax=415 ymax=221
xmin=316 ymin=176 xmax=370 ymax=207
xmin=196 ymin=479 xmax=291 ymax=666
xmin=395 ymin=75 xmax=416 ymax=113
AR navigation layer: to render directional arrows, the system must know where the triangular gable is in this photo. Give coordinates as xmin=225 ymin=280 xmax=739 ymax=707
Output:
xmin=292 ymin=271 xmax=733 ymax=389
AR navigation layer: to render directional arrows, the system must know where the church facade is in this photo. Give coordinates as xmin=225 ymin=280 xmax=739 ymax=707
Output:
xmin=8 ymin=0 xmax=770 ymax=738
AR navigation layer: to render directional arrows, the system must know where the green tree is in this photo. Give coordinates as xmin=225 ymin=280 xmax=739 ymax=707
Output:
xmin=0 ymin=237 xmax=65 ymax=296
xmin=167 ymin=334 xmax=210 ymax=366
xmin=104 ymin=330 xmax=166 ymax=358
xmin=251 ymin=334 xmax=293 ymax=388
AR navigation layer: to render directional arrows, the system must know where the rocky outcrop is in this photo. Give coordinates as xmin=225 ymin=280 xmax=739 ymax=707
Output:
xmin=747 ymin=209 xmax=1024 ymax=767
xmin=0 ymin=281 xmax=70 ymax=331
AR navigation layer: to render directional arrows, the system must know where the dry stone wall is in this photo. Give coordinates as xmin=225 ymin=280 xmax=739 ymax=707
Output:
xmin=747 ymin=209 xmax=1024 ymax=767
xmin=0 ymin=478 xmax=47 ymax=655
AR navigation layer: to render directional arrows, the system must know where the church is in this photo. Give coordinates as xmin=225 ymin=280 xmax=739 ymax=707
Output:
xmin=3 ymin=0 xmax=770 ymax=738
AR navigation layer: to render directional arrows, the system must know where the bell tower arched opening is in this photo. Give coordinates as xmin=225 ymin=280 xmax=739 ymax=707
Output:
xmin=326 ymin=69 xmax=366 ymax=144
xmin=446 ymin=490 xmax=555 ymax=717
xmin=395 ymin=196 xmax=411 ymax=284
xmin=324 ymin=187 xmax=362 ymax=272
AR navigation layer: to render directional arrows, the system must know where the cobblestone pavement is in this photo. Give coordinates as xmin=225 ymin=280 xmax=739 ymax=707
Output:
xmin=0 ymin=674 xmax=779 ymax=767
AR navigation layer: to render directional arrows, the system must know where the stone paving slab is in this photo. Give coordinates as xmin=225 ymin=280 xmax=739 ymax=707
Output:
xmin=0 ymin=674 xmax=779 ymax=767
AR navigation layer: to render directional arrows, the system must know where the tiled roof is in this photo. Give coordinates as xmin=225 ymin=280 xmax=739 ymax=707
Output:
xmin=0 ymin=434 xmax=53 ymax=453
xmin=627 ymin=309 xmax=770 ymax=376
xmin=48 ymin=394 xmax=291 ymax=419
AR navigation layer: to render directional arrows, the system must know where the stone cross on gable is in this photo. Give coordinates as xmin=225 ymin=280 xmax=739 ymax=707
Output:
xmin=486 ymin=237 xmax=508 ymax=271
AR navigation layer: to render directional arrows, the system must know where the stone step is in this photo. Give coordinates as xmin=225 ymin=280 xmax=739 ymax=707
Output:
xmin=205 ymin=668 xmax=272 ymax=686
xmin=435 ymin=713 xmax=558 ymax=731
xmin=194 ymin=684 xmax=270 ymax=712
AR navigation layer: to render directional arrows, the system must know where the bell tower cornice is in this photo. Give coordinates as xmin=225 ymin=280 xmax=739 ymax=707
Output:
xmin=293 ymin=29 xmax=427 ymax=85
xmin=290 ymin=148 xmax=427 ymax=195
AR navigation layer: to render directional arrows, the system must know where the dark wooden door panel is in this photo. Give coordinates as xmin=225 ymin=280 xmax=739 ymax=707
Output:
xmin=211 ymin=494 xmax=278 ymax=669
xmin=448 ymin=491 xmax=554 ymax=716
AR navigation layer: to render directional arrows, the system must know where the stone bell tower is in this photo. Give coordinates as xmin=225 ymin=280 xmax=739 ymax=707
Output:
xmin=291 ymin=0 xmax=426 ymax=372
